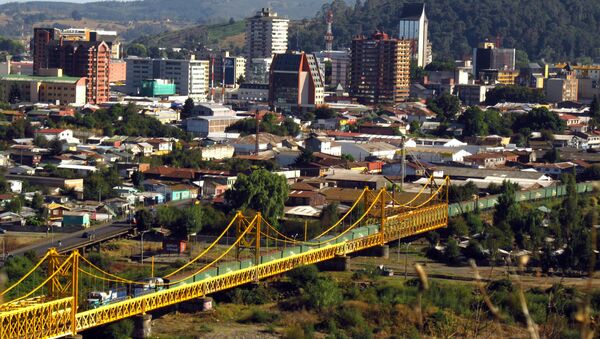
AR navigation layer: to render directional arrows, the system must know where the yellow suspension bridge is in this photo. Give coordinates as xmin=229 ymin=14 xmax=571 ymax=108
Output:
xmin=0 ymin=177 xmax=450 ymax=339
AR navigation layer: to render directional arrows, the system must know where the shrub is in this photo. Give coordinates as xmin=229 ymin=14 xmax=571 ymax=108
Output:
xmin=238 ymin=308 xmax=279 ymax=324
xmin=287 ymin=265 xmax=319 ymax=289
xmin=304 ymin=278 xmax=342 ymax=310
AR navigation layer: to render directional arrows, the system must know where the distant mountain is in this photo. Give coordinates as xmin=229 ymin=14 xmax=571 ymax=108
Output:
xmin=0 ymin=0 xmax=332 ymax=23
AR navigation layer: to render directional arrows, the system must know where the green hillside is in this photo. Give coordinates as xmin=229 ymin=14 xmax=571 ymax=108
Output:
xmin=295 ymin=0 xmax=600 ymax=63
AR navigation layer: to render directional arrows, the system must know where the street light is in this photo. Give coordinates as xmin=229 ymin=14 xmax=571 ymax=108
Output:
xmin=140 ymin=229 xmax=152 ymax=264
xmin=404 ymin=242 xmax=412 ymax=280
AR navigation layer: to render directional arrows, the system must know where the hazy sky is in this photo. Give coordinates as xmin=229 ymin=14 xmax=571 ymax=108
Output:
xmin=0 ymin=0 xmax=106 ymax=3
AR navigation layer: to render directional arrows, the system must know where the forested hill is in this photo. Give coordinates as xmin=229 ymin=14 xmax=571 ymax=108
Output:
xmin=0 ymin=0 xmax=332 ymax=23
xmin=296 ymin=0 xmax=600 ymax=63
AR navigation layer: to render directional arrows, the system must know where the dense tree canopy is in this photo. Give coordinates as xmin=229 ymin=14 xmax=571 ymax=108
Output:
xmin=485 ymin=86 xmax=546 ymax=105
xmin=296 ymin=0 xmax=600 ymax=62
xmin=225 ymin=169 xmax=289 ymax=223
xmin=427 ymin=93 xmax=461 ymax=122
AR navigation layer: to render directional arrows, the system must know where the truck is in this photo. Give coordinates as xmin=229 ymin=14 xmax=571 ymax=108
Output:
xmin=132 ymin=277 xmax=168 ymax=297
xmin=87 ymin=289 xmax=128 ymax=309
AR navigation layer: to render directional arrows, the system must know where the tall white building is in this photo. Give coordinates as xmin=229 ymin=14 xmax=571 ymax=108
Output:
xmin=245 ymin=8 xmax=289 ymax=83
xmin=398 ymin=3 xmax=430 ymax=68
xmin=126 ymin=56 xmax=207 ymax=100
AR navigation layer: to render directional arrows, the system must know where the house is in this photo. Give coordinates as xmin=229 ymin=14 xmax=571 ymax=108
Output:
xmin=146 ymin=139 xmax=173 ymax=155
xmin=286 ymin=190 xmax=327 ymax=207
xmin=47 ymin=202 xmax=70 ymax=222
xmin=231 ymin=133 xmax=284 ymax=155
xmin=33 ymin=128 xmax=73 ymax=141
xmin=339 ymin=142 xmax=398 ymax=160
xmin=274 ymin=149 xmax=302 ymax=167
xmin=527 ymin=162 xmax=578 ymax=177
xmin=137 ymin=192 xmax=165 ymax=205
xmin=304 ymin=135 xmax=342 ymax=156
xmin=166 ymin=184 xmax=194 ymax=201
xmin=0 ymin=212 xmax=25 ymax=227
xmin=56 ymin=164 xmax=98 ymax=176
xmin=463 ymin=152 xmax=506 ymax=168
xmin=203 ymin=179 xmax=229 ymax=199
xmin=6 ymin=180 xmax=22 ymax=193
xmin=408 ymin=146 xmax=472 ymax=164
xmin=9 ymin=151 xmax=42 ymax=166
xmin=324 ymin=170 xmax=388 ymax=190
xmin=62 ymin=211 xmax=91 ymax=228
xmin=137 ymin=142 xmax=154 ymax=157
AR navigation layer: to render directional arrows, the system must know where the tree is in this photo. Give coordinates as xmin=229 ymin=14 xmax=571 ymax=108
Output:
xmin=320 ymin=202 xmax=339 ymax=226
xmin=589 ymin=95 xmax=600 ymax=131
xmin=33 ymin=135 xmax=49 ymax=148
xmin=445 ymin=238 xmax=461 ymax=265
xmin=84 ymin=168 xmax=122 ymax=201
xmin=513 ymin=107 xmax=565 ymax=133
xmin=126 ymin=43 xmax=147 ymax=57
xmin=459 ymin=107 xmax=488 ymax=136
xmin=427 ymin=93 xmax=461 ymax=122
xmin=31 ymin=192 xmax=44 ymax=211
xmin=225 ymin=169 xmax=289 ymax=223
xmin=5 ymin=197 xmax=22 ymax=213
xmin=409 ymin=120 xmax=422 ymax=135
xmin=181 ymin=98 xmax=195 ymax=119
xmin=314 ymin=106 xmax=336 ymax=120
xmin=8 ymin=84 xmax=21 ymax=104
xmin=341 ymin=153 xmax=354 ymax=162
xmin=49 ymin=139 xmax=63 ymax=156
xmin=135 ymin=209 xmax=155 ymax=231
xmin=71 ymin=10 xmax=82 ymax=20
xmin=542 ymin=148 xmax=561 ymax=163
xmin=131 ymin=171 xmax=144 ymax=188
xmin=295 ymin=149 xmax=315 ymax=165
xmin=236 ymin=74 xmax=245 ymax=85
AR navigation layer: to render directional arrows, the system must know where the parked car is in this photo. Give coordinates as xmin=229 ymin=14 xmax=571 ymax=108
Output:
xmin=82 ymin=230 xmax=96 ymax=239
xmin=0 ymin=228 xmax=6 ymax=234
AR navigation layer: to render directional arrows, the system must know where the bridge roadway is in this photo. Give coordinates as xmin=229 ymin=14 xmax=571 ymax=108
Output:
xmin=5 ymin=198 xmax=197 ymax=259
xmin=0 ymin=199 xmax=449 ymax=339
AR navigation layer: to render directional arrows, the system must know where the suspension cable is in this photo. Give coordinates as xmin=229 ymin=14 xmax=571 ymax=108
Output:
xmin=0 ymin=251 xmax=52 ymax=298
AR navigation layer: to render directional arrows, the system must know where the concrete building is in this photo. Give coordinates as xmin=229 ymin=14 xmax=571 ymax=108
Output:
xmin=246 ymin=57 xmax=272 ymax=84
xmin=349 ymin=31 xmax=411 ymax=105
xmin=545 ymin=66 xmax=578 ymax=103
xmin=269 ymin=52 xmax=324 ymax=113
xmin=398 ymin=3 xmax=430 ymax=67
xmin=314 ymin=50 xmax=350 ymax=89
xmin=454 ymin=84 xmax=490 ymax=106
xmin=472 ymin=41 xmax=516 ymax=79
xmin=201 ymin=144 xmax=235 ymax=160
xmin=238 ymin=83 xmax=269 ymax=103
xmin=109 ymin=60 xmax=126 ymax=83
xmin=33 ymin=27 xmax=112 ymax=104
xmin=125 ymin=57 xmax=207 ymax=100
xmin=0 ymin=73 xmax=86 ymax=105
xmin=245 ymin=8 xmax=288 ymax=61
xmin=186 ymin=116 xmax=242 ymax=137
xmin=140 ymin=79 xmax=176 ymax=97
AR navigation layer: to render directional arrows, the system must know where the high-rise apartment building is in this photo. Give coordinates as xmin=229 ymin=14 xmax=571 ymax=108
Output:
xmin=125 ymin=56 xmax=207 ymax=100
xmin=349 ymin=32 xmax=411 ymax=105
xmin=33 ymin=27 xmax=112 ymax=104
xmin=245 ymin=8 xmax=288 ymax=83
xmin=398 ymin=3 xmax=430 ymax=67
xmin=269 ymin=51 xmax=324 ymax=113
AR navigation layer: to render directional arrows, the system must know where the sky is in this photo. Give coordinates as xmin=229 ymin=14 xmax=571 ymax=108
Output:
xmin=0 ymin=0 xmax=113 ymax=3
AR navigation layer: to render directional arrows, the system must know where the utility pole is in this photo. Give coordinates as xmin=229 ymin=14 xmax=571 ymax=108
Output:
xmin=400 ymin=136 xmax=406 ymax=192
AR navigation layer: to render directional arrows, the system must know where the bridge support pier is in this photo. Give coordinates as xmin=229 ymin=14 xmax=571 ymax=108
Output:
xmin=317 ymin=255 xmax=349 ymax=271
xmin=356 ymin=245 xmax=390 ymax=259
xmin=375 ymin=245 xmax=390 ymax=259
xmin=179 ymin=297 xmax=214 ymax=313
xmin=133 ymin=313 xmax=152 ymax=339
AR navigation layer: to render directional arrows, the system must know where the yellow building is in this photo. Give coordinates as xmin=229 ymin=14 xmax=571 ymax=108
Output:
xmin=0 ymin=71 xmax=86 ymax=105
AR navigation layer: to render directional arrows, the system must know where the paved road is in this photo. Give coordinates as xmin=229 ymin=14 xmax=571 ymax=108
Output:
xmin=5 ymin=198 xmax=197 ymax=258
xmin=9 ymin=220 xmax=134 ymax=256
